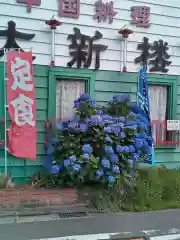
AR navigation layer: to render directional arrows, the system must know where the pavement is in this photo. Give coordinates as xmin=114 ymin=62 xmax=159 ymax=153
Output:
xmin=0 ymin=209 xmax=180 ymax=240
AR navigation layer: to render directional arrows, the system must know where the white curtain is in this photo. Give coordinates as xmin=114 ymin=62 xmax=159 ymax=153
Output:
xmin=56 ymin=80 xmax=85 ymax=121
xmin=148 ymin=85 xmax=168 ymax=143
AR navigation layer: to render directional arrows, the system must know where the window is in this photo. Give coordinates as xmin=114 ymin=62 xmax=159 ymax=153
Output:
xmin=148 ymin=84 xmax=176 ymax=146
xmin=56 ymin=79 xmax=85 ymax=120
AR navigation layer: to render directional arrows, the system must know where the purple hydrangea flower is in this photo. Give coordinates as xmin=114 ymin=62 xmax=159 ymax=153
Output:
xmin=112 ymin=165 xmax=120 ymax=173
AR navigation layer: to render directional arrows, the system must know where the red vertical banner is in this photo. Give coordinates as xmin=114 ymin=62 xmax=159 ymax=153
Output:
xmin=7 ymin=52 xmax=36 ymax=160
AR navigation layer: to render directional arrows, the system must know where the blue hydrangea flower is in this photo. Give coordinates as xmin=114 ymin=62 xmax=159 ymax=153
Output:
xmin=69 ymin=155 xmax=76 ymax=162
xmin=64 ymin=159 xmax=71 ymax=167
xmin=108 ymin=175 xmax=115 ymax=184
xmin=90 ymin=100 xmax=97 ymax=107
xmin=111 ymin=126 xmax=120 ymax=133
xmin=101 ymin=115 xmax=114 ymax=124
xmin=82 ymin=153 xmax=89 ymax=160
xmin=112 ymin=165 xmax=120 ymax=173
xmin=79 ymin=93 xmax=91 ymax=101
xmin=132 ymin=153 xmax=139 ymax=161
xmin=101 ymin=158 xmax=110 ymax=168
xmin=68 ymin=121 xmax=79 ymax=129
xmin=73 ymin=100 xmax=80 ymax=108
xmin=138 ymin=122 xmax=148 ymax=131
xmin=104 ymin=146 xmax=114 ymax=154
xmin=135 ymin=133 xmax=142 ymax=139
xmin=119 ymin=132 xmax=126 ymax=138
xmin=96 ymin=170 xmax=104 ymax=176
xmin=116 ymin=145 xmax=123 ymax=153
xmin=147 ymin=135 xmax=153 ymax=144
xmin=105 ymin=136 xmax=112 ymax=143
xmin=124 ymin=125 xmax=137 ymax=130
xmin=52 ymin=160 xmax=56 ymax=164
xmin=144 ymin=145 xmax=152 ymax=154
xmin=115 ymin=116 xmax=125 ymax=123
xmin=110 ymin=154 xmax=119 ymax=163
xmin=82 ymin=144 xmax=93 ymax=154
xmin=51 ymin=165 xmax=61 ymax=174
xmin=128 ymin=111 xmax=136 ymax=119
xmin=129 ymin=145 xmax=135 ymax=153
xmin=96 ymin=109 xmax=104 ymax=115
xmin=143 ymin=140 xmax=149 ymax=148
xmin=56 ymin=123 xmax=65 ymax=130
xmin=122 ymin=146 xmax=130 ymax=153
xmin=72 ymin=164 xmax=81 ymax=172
xmin=134 ymin=138 xmax=144 ymax=149
xmin=103 ymin=126 xmax=112 ymax=133
xmin=125 ymin=120 xmax=137 ymax=126
xmin=88 ymin=115 xmax=102 ymax=126
xmin=79 ymin=123 xmax=88 ymax=132
xmin=47 ymin=142 xmax=55 ymax=155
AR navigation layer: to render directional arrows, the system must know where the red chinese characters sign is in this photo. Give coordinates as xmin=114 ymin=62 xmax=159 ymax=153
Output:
xmin=7 ymin=52 xmax=36 ymax=160
xmin=17 ymin=0 xmax=41 ymax=13
xmin=59 ymin=0 xmax=80 ymax=19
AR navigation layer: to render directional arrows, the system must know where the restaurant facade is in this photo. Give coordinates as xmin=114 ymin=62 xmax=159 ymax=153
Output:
xmin=0 ymin=0 xmax=179 ymax=183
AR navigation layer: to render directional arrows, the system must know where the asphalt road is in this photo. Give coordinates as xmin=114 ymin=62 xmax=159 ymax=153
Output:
xmin=0 ymin=209 xmax=180 ymax=240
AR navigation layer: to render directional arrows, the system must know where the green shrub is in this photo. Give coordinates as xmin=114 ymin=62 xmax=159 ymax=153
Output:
xmin=88 ymin=166 xmax=180 ymax=212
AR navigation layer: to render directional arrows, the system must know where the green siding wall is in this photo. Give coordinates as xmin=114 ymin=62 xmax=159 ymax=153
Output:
xmin=0 ymin=64 xmax=179 ymax=183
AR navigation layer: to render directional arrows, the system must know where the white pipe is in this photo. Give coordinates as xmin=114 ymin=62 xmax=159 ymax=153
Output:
xmin=51 ymin=29 xmax=55 ymax=65
xmin=4 ymin=49 xmax=7 ymax=175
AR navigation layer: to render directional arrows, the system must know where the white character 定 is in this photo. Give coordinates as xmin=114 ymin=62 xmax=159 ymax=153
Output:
xmin=11 ymin=56 xmax=33 ymax=91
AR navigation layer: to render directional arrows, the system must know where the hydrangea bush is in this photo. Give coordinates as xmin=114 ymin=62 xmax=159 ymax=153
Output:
xmin=45 ymin=94 xmax=153 ymax=186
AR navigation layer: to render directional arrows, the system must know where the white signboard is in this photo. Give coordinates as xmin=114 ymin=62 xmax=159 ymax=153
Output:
xmin=167 ymin=120 xmax=180 ymax=131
